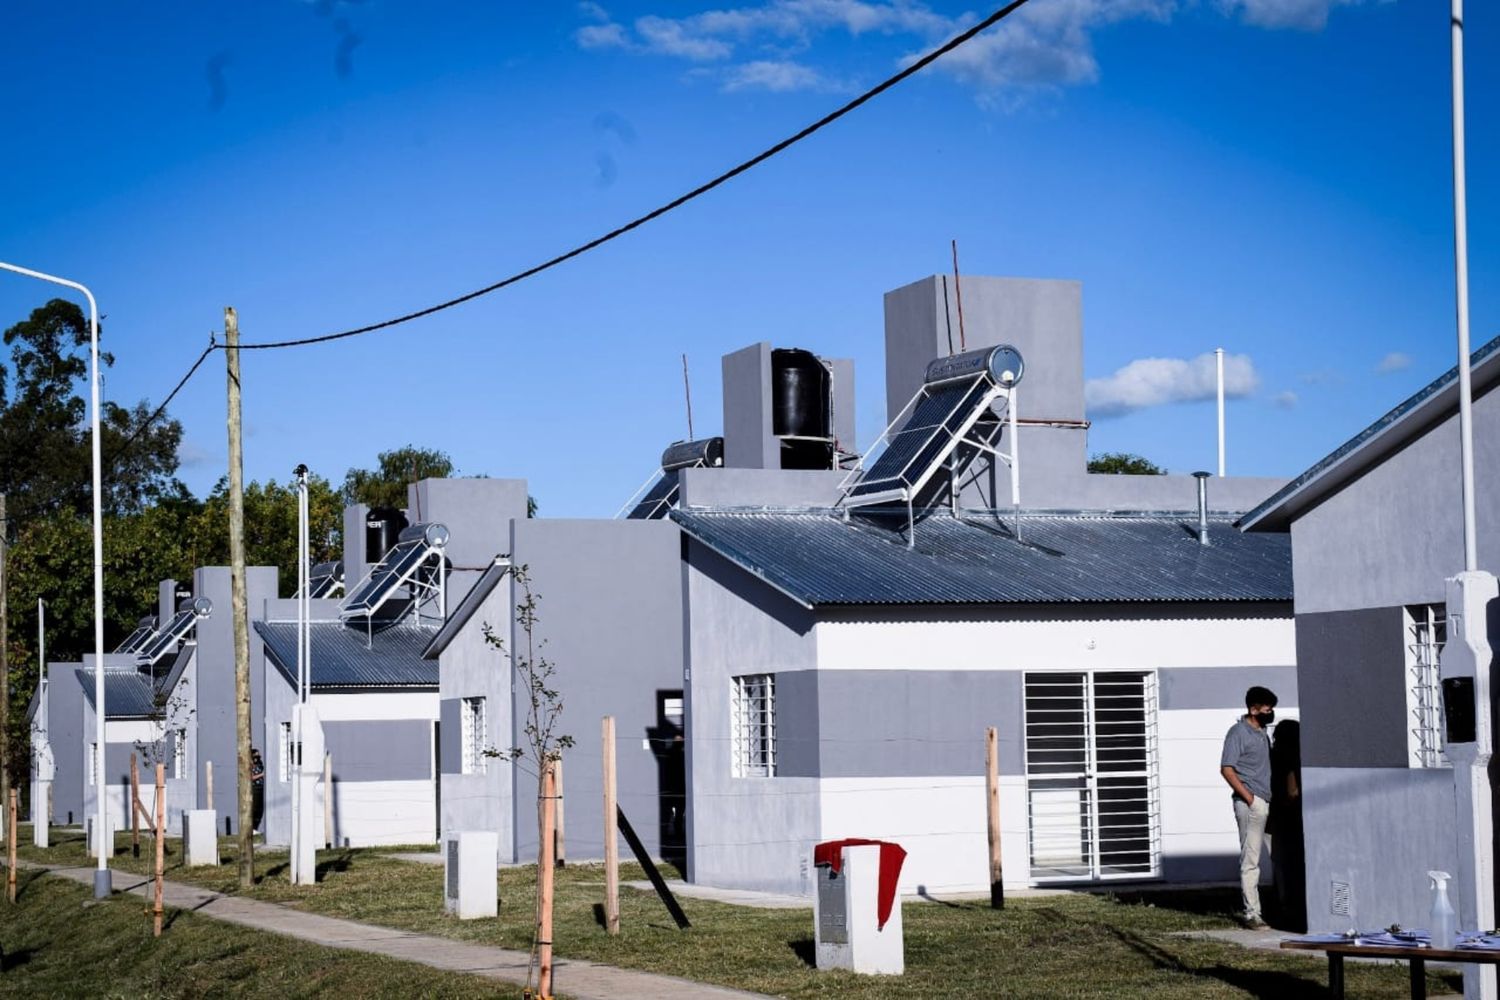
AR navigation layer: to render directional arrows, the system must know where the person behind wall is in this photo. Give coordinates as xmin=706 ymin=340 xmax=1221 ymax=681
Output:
xmin=1220 ymin=685 xmax=1277 ymax=930
xmin=249 ymin=747 xmax=265 ymax=832
xmin=1270 ymin=719 xmax=1305 ymax=932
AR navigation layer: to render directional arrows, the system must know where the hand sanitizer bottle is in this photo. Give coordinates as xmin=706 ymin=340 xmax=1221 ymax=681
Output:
xmin=1430 ymin=870 xmax=1456 ymax=949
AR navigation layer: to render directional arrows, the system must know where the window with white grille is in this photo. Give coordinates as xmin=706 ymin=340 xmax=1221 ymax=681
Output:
xmin=731 ymin=674 xmax=776 ymax=778
xmin=173 ymin=729 xmax=187 ymax=781
xmin=1406 ymin=604 xmax=1448 ymax=769
xmin=461 ymin=697 xmax=487 ymax=775
xmin=89 ymin=742 xmax=99 ymax=787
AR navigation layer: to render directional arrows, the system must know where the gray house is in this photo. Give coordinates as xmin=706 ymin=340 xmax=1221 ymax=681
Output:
xmin=424 ymin=273 xmax=1299 ymax=900
xmin=1241 ymin=335 xmax=1500 ymax=931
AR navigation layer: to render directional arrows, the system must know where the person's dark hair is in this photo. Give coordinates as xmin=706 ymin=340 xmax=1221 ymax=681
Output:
xmin=1246 ymin=686 xmax=1278 ymax=709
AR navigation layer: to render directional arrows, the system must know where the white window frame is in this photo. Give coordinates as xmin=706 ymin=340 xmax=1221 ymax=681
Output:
xmin=461 ymin=696 xmax=487 ymax=776
xmin=1405 ymin=604 xmax=1448 ymax=769
xmin=731 ymin=674 xmax=776 ymax=778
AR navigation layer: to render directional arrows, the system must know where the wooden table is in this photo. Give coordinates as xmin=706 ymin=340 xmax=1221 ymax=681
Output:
xmin=1281 ymin=937 xmax=1500 ymax=998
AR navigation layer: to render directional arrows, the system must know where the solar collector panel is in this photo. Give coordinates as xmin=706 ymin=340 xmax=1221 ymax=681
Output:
xmin=848 ymin=377 xmax=991 ymax=497
xmin=341 ymin=538 xmax=427 ymax=614
xmin=626 ymin=469 xmax=682 ymax=520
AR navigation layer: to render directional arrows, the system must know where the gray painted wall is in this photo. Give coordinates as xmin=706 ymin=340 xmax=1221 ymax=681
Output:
xmin=1287 ymin=379 xmax=1500 ymax=615
xmin=509 ymin=517 xmax=686 ymax=867
xmin=684 ymin=539 xmax=821 ymax=895
xmin=325 ymin=720 xmax=433 ymax=781
xmin=46 ymin=664 xmax=85 ymax=824
xmin=437 ymin=573 xmax=514 ymax=860
xmin=195 ymin=565 xmax=279 ymax=826
xmin=1302 ymin=766 xmax=1461 ymax=932
xmin=408 ymin=478 xmax=529 ymax=573
xmin=678 ymin=467 xmax=847 ymax=509
xmin=1294 ymin=607 xmax=1409 ymax=768
xmin=722 ymin=343 xmax=777 ymax=471
xmin=1158 ymin=665 xmax=1300 ymax=711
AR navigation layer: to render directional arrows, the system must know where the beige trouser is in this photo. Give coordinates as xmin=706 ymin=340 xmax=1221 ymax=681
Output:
xmin=1233 ymin=796 xmax=1271 ymax=921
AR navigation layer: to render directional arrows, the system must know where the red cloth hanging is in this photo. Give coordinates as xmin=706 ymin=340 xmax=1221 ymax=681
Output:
xmin=813 ymin=838 xmax=907 ymax=931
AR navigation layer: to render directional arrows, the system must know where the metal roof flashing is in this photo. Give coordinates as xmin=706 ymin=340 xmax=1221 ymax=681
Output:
xmin=1241 ymin=333 xmax=1500 ymax=532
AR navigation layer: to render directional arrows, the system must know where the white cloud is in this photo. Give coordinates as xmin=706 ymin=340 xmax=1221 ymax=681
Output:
xmin=1086 ymin=351 xmax=1260 ymax=418
xmin=1376 ymin=351 xmax=1413 ymax=374
xmin=636 ymin=15 xmax=736 ymax=60
xmin=916 ymin=0 xmax=1172 ymax=93
xmin=575 ymin=0 xmax=1378 ymax=102
xmin=578 ymin=1 xmax=611 ymax=22
xmin=577 ymin=22 xmax=629 ymax=50
xmin=724 ymin=59 xmax=834 ymax=92
xmin=1217 ymin=0 xmax=1366 ymax=31
xmin=1272 ymin=390 xmax=1299 ymax=409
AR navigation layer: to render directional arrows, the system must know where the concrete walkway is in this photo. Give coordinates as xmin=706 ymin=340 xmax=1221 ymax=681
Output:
xmin=33 ymin=864 xmax=771 ymax=1000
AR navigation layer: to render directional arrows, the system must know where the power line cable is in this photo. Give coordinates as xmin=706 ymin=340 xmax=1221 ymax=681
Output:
xmin=233 ymin=0 xmax=1034 ymax=351
xmin=21 ymin=0 xmax=1036 ymax=508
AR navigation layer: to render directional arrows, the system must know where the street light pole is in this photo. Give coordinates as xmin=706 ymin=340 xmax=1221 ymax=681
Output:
xmin=0 ymin=260 xmax=110 ymax=897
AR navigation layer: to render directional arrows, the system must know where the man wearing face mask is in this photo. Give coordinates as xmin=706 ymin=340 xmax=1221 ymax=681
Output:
xmin=1220 ymin=685 xmax=1278 ymax=929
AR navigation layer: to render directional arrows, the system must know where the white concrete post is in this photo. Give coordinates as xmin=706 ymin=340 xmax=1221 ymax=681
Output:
xmin=291 ymin=704 xmax=324 ymax=885
xmin=1442 ymin=571 xmax=1496 ymax=1000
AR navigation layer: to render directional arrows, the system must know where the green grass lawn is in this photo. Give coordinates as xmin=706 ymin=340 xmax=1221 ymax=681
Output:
xmin=0 ymin=865 xmax=516 ymax=998
xmin=11 ymin=825 xmax=1462 ymax=999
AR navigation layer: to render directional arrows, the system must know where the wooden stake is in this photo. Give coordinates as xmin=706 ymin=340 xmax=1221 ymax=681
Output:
xmin=553 ymin=757 xmax=566 ymax=869
xmin=985 ymin=726 xmax=1004 ymax=910
xmin=205 ymin=759 xmax=213 ymax=810
xmin=323 ymin=752 xmax=333 ymax=848
xmin=153 ymin=763 xmax=165 ymax=936
xmin=225 ymin=307 xmax=255 ymax=889
xmin=602 ymin=716 xmax=619 ymax=935
xmin=8 ymin=788 xmax=17 ymax=902
xmin=131 ymin=752 xmax=142 ymax=858
xmin=538 ymin=759 xmax=557 ymax=999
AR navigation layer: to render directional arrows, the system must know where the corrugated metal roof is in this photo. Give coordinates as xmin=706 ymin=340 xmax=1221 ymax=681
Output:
xmin=1241 ymin=332 xmax=1500 ymax=532
xmin=256 ymin=620 xmax=438 ymax=689
xmin=422 ymin=560 xmax=512 ymax=661
xmin=671 ymin=508 xmax=1292 ymax=607
xmin=77 ymin=669 xmax=162 ymax=719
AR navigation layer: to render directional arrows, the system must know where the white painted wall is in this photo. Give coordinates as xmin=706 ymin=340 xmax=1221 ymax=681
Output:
xmin=818 ymin=610 xmax=1295 ymax=672
xmin=329 ymin=779 xmax=435 ymax=847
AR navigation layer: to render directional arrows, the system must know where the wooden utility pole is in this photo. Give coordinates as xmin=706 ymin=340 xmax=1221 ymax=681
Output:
xmin=0 ymin=493 xmax=9 ymax=846
xmin=153 ymin=763 xmax=165 ymax=936
xmin=7 ymin=788 xmax=17 ymax=902
xmin=985 ymin=726 xmax=1004 ymax=909
xmin=538 ymin=759 xmax=558 ymax=998
xmin=554 ymin=757 xmax=566 ymax=869
xmin=225 ymin=307 xmax=255 ymax=888
xmin=602 ymin=716 xmax=619 ymax=935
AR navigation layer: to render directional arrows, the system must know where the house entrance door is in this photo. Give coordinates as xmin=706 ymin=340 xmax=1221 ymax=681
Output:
xmin=1024 ymin=671 xmax=1160 ymax=882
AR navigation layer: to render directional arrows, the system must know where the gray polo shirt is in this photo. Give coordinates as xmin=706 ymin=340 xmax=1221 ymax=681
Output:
xmin=1220 ymin=717 xmax=1272 ymax=802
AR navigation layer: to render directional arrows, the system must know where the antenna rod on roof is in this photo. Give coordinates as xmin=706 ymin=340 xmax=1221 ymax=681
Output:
xmin=1216 ymin=348 xmax=1226 ymax=477
xmin=682 ymin=353 xmax=695 ymax=440
xmin=951 ymin=240 xmax=967 ymax=353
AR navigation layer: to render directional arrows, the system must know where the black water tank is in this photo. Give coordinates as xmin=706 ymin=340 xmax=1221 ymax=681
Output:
xmin=772 ymin=348 xmax=833 ymax=470
xmin=771 ymin=348 xmax=830 ymax=438
xmin=365 ymin=507 xmax=408 ymax=562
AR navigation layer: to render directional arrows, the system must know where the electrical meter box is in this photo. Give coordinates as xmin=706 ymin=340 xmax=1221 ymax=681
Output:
xmin=444 ymin=830 xmax=499 ymax=919
xmin=814 ymin=842 xmax=905 ymax=975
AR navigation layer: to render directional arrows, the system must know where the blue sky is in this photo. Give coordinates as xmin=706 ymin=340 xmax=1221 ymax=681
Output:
xmin=1 ymin=0 xmax=1495 ymax=517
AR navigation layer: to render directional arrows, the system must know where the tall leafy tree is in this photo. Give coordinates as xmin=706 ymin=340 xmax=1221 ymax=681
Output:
xmin=187 ymin=474 xmax=343 ymax=590
xmin=341 ymin=445 xmax=455 ymax=509
xmin=0 ymin=299 xmax=184 ymax=523
xmin=1087 ymin=452 xmax=1167 ymax=475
